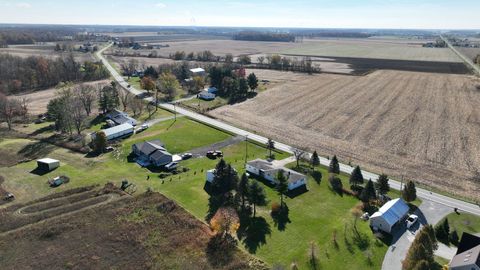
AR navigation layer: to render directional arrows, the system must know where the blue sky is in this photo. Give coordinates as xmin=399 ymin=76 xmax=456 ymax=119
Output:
xmin=0 ymin=0 xmax=479 ymax=29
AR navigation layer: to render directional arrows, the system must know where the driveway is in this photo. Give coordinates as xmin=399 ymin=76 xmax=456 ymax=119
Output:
xmin=382 ymin=200 xmax=453 ymax=270
xmin=183 ymin=135 xmax=245 ymax=158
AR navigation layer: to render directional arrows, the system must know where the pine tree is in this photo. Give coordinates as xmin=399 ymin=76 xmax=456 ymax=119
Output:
xmin=248 ymin=181 xmax=267 ymax=217
xmin=359 ymin=179 xmax=376 ymax=203
xmin=266 ymin=138 xmax=275 ymax=158
xmin=449 ymin=230 xmax=459 ymax=246
xmin=402 ymin=225 xmax=437 ymax=270
xmin=349 ymin=166 xmax=364 ymax=188
xmin=247 ymin=73 xmax=258 ymax=91
xmin=402 ymin=180 xmax=417 ymax=202
xmin=375 ymin=174 xmax=390 ymax=195
xmin=211 ymin=159 xmax=238 ymax=195
xmin=237 ymin=173 xmax=250 ymax=209
xmin=93 ymin=131 xmax=107 ymax=153
xmin=276 ymin=170 xmax=289 ymax=207
xmin=329 ymin=155 xmax=340 ymax=174
xmin=311 ymin=151 xmax=320 ymax=170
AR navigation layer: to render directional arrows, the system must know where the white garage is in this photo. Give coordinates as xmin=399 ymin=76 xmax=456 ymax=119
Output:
xmin=370 ymin=198 xmax=409 ymax=233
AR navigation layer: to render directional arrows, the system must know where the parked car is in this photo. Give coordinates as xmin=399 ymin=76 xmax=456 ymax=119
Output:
xmin=181 ymin=153 xmax=193 ymax=160
xmin=49 ymin=176 xmax=70 ymax=188
xmin=206 ymin=151 xmax=216 ymax=158
xmin=4 ymin=193 xmax=14 ymax=201
xmin=105 ymin=146 xmax=115 ymax=152
xmin=406 ymin=214 xmax=419 ymax=229
xmin=214 ymin=150 xmax=223 ymax=157
xmin=164 ymin=162 xmax=178 ymax=171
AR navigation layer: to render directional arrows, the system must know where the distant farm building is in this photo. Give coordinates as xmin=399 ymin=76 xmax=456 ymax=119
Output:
xmin=207 ymin=87 xmax=218 ymax=94
xmin=132 ymin=140 xmax=173 ymax=167
xmin=190 ymin=68 xmax=206 ymax=77
xmin=106 ymin=109 xmax=138 ymax=126
xmin=99 ymin=123 xmax=134 ymax=141
xmin=369 ymin=198 xmax=409 ymax=233
xmin=246 ymin=159 xmax=307 ymax=191
xmin=37 ymin=158 xmax=60 ymax=172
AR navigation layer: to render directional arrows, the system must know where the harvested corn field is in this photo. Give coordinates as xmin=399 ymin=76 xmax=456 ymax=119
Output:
xmin=212 ymin=70 xmax=480 ymax=199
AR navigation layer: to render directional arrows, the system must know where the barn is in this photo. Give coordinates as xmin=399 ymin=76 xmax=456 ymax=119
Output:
xmin=37 ymin=158 xmax=60 ymax=172
xmin=370 ymin=198 xmax=410 ymax=233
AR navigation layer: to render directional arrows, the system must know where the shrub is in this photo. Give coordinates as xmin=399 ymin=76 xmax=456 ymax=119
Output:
xmin=311 ymin=170 xmax=322 ymax=184
xmin=449 ymin=230 xmax=459 ymax=246
xmin=271 ymin=202 xmax=281 ymax=214
xmin=329 ymin=175 xmax=343 ymax=193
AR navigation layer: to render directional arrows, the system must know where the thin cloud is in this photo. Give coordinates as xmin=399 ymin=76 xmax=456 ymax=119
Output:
xmin=16 ymin=2 xmax=32 ymax=8
xmin=155 ymin=3 xmax=166 ymax=8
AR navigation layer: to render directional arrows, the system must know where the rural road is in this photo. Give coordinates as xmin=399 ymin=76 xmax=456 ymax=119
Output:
xmin=98 ymin=42 xmax=480 ymax=217
xmin=441 ymin=35 xmax=480 ymax=76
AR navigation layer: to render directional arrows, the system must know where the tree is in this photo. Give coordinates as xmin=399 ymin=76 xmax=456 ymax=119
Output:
xmin=375 ymin=174 xmax=390 ymax=195
xmin=71 ymin=98 xmax=86 ymax=135
xmin=157 ymin=72 xmax=180 ymax=102
xmin=93 ymin=131 xmax=107 ymax=153
xmin=402 ymin=180 xmax=417 ymax=203
xmin=225 ymin=53 xmax=233 ymax=64
xmin=76 ymin=84 xmax=97 ymax=116
xmin=359 ymin=179 xmax=376 ymax=203
xmin=237 ymin=55 xmax=251 ymax=65
xmin=449 ymin=230 xmax=459 ymax=246
xmin=118 ymin=89 xmax=131 ymax=111
xmin=264 ymin=138 xmax=275 ymax=158
xmin=0 ymin=94 xmax=21 ymax=130
xmin=293 ymin=149 xmax=306 ymax=168
xmin=276 ymin=170 xmax=289 ymax=207
xmin=98 ymin=82 xmax=119 ymax=114
xmin=308 ymin=241 xmax=319 ymax=270
xmin=238 ymin=77 xmax=249 ymax=100
xmin=211 ymin=159 xmax=238 ymax=196
xmin=329 ymin=175 xmax=343 ymax=193
xmin=435 ymin=218 xmax=450 ymax=244
xmin=247 ymin=73 xmax=258 ymax=91
xmin=140 ymin=76 xmax=156 ymax=93
xmin=349 ymin=166 xmax=364 ymax=188
xmin=210 ymin=207 xmax=240 ymax=238
xmin=402 ymin=225 xmax=438 ymax=270
xmin=310 ymin=151 xmax=320 ymax=170
xmin=248 ymin=181 xmax=267 ymax=217
xmin=257 ymin=56 xmax=265 ymax=65
xmin=130 ymin=97 xmax=144 ymax=117
xmin=190 ymin=76 xmax=205 ymax=94
xmin=329 ymin=155 xmax=340 ymax=174
xmin=144 ymin=66 xmax=158 ymax=79
xmin=237 ymin=173 xmax=250 ymax=209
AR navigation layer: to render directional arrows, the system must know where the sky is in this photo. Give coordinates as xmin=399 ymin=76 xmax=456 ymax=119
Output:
xmin=0 ymin=0 xmax=479 ymax=30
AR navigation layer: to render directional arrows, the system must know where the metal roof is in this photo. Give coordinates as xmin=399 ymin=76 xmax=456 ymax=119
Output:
xmin=190 ymin=68 xmax=205 ymax=73
xmin=102 ymin=123 xmax=134 ymax=137
xmin=372 ymin=198 xmax=409 ymax=226
xmin=37 ymin=158 xmax=59 ymax=164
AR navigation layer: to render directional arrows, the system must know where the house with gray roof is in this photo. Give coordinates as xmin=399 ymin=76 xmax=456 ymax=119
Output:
xmin=246 ymin=159 xmax=306 ymax=191
xmin=106 ymin=109 xmax=138 ymax=126
xmin=132 ymin=140 xmax=172 ymax=167
xmin=450 ymin=233 xmax=480 ymax=270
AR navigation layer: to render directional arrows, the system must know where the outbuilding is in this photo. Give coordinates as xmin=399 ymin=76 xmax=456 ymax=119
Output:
xmin=190 ymin=67 xmax=206 ymax=77
xmin=37 ymin=158 xmax=60 ymax=171
xmin=198 ymin=90 xmax=216 ymax=101
xmin=370 ymin=198 xmax=410 ymax=233
xmin=100 ymin=123 xmax=134 ymax=141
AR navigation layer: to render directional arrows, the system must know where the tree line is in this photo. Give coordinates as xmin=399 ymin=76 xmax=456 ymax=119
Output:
xmin=0 ymin=54 xmax=109 ymax=94
xmin=232 ymin=31 xmax=296 ymax=42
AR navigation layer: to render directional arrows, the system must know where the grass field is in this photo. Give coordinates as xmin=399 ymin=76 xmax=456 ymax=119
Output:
xmin=212 ymin=70 xmax=480 ymax=200
xmin=439 ymin=212 xmax=480 ymax=236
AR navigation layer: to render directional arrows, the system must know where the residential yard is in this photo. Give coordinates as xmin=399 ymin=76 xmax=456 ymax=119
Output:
xmin=439 ymin=212 xmax=480 ymax=236
xmin=180 ymin=96 xmax=228 ymax=112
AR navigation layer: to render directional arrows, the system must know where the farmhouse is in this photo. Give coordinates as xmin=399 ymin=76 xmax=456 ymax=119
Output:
xmin=132 ymin=140 xmax=173 ymax=167
xmin=198 ymin=90 xmax=215 ymax=101
xmin=36 ymin=158 xmax=60 ymax=172
xmin=369 ymin=198 xmax=409 ymax=233
xmin=190 ymin=68 xmax=206 ymax=77
xmin=100 ymin=123 xmax=134 ymax=141
xmin=246 ymin=159 xmax=307 ymax=191
xmin=450 ymin=233 xmax=480 ymax=270
xmin=106 ymin=109 xmax=138 ymax=126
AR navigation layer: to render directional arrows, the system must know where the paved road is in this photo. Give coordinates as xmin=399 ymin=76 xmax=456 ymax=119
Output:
xmin=98 ymin=44 xmax=480 ymax=217
xmin=382 ymin=200 xmax=453 ymax=270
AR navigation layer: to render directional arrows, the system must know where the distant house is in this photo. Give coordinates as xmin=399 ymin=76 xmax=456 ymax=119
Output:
xmin=198 ymin=90 xmax=215 ymax=101
xmin=450 ymin=233 xmax=480 ymax=270
xmin=190 ymin=68 xmax=206 ymax=77
xmin=132 ymin=140 xmax=173 ymax=167
xmin=37 ymin=158 xmax=60 ymax=171
xmin=106 ymin=109 xmax=138 ymax=126
xmin=99 ymin=123 xmax=134 ymax=141
xmin=207 ymin=87 xmax=218 ymax=94
xmin=246 ymin=159 xmax=307 ymax=191
xmin=369 ymin=198 xmax=409 ymax=233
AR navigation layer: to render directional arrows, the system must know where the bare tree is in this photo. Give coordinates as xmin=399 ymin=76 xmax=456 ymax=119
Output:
xmin=119 ymin=89 xmax=132 ymax=111
xmin=77 ymin=84 xmax=97 ymax=116
xmin=293 ymin=148 xmax=307 ymax=168
xmin=19 ymin=97 xmax=29 ymax=122
xmin=130 ymin=97 xmax=144 ymax=117
xmin=71 ymin=98 xmax=86 ymax=135
xmin=0 ymin=94 xmax=21 ymax=130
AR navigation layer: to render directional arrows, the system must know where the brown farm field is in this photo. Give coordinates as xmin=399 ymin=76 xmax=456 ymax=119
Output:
xmin=0 ymin=44 xmax=97 ymax=62
xmin=212 ymin=70 xmax=480 ymax=199
xmin=0 ymin=189 xmax=265 ymax=270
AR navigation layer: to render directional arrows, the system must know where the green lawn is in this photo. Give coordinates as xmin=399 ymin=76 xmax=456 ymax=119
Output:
xmin=126 ymin=76 xmax=142 ymax=89
xmin=440 ymin=212 xmax=480 ymax=236
xmin=181 ymin=96 xmax=228 ymax=112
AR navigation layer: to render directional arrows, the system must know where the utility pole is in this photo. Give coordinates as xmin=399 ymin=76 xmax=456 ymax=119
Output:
xmin=244 ymin=135 xmax=248 ymax=164
xmin=173 ymin=103 xmax=176 ymax=121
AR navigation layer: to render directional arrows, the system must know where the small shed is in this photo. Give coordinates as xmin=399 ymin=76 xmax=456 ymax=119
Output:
xmin=370 ymin=198 xmax=409 ymax=233
xmin=190 ymin=68 xmax=206 ymax=77
xmin=198 ymin=90 xmax=215 ymax=101
xmin=37 ymin=158 xmax=60 ymax=171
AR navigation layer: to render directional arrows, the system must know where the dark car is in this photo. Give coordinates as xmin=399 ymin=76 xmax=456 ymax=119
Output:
xmin=181 ymin=153 xmax=193 ymax=160
xmin=4 ymin=193 xmax=15 ymax=201
xmin=214 ymin=150 xmax=223 ymax=157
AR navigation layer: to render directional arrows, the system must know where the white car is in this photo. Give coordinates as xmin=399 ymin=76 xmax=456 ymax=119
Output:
xmin=164 ymin=162 xmax=178 ymax=171
xmin=406 ymin=214 xmax=419 ymax=229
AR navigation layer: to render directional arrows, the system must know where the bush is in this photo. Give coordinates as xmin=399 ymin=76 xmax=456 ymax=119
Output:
xmin=450 ymin=230 xmax=459 ymax=246
xmin=271 ymin=202 xmax=281 ymax=214
xmin=311 ymin=170 xmax=322 ymax=184
xmin=329 ymin=175 xmax=343 ymax=193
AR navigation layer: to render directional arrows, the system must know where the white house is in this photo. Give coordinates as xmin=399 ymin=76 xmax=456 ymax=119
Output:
xmin=190 ymin=67 xmax=206 ymax=77
xmin=198 ymin=90 xmax=216 ymax=101
xmin=369 ymin=198 xmax=409 ymax=233
xmin=99 ymin=123 xmax=134 ymax=141
xmin=246 ymin=159 xmax=307 ymax=191
xmin=37 ymin=158 xmax=60 ymax=171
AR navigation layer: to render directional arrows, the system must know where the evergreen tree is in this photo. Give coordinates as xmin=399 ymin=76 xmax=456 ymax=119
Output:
xmin=276 ymin=170 xmax=289 ymax=207
xmin=211 ymin=159 xmax=238 ymax=195
xmin=237 ymin=173 xmax=250 ymax=209
xmin=435 ymin=218 xmax=450 ymax=244
xmin=402 ymin=180 xmax=417 ymax=202
xmin=238 ymin=77 xmax=249 ymax=99
xmin=311 ymin=151 xmax=320 ymax=170
xmin=375 ymin=174 xmax=390 ymax=195
xmin=248 ymin=181 xmax=267 ymax=217
xmin=349 ymin=166 xmax=364 ymax=188
xmin=402 ymin=225 xmax=437 ymax=270
xmin=247 ymin=73 xmax=258 ymax=91
xmin=329 ymin=155 xmax=340 ymax=174
xmin=93 ymin=131 xmax=107 ymax=153
xmin=359 ymin=179 xmax=376 ymax=203
xmin=266 ymin=138 xmax=275 ymax=158
xmin=449 ymin=230 xmax=459 ymax=246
